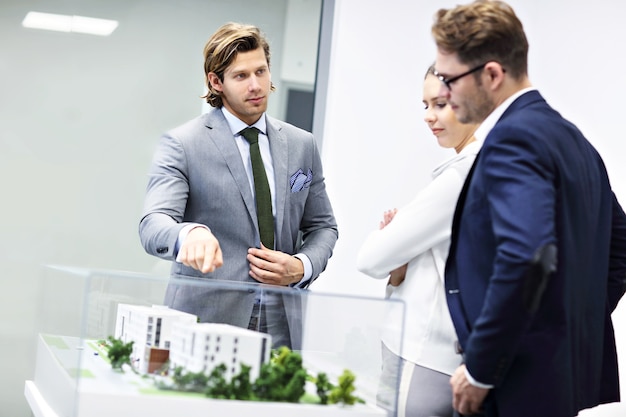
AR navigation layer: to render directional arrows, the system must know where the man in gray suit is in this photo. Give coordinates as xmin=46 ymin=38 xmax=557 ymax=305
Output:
xmin=139 ymin=22 xmax=338 ymax=350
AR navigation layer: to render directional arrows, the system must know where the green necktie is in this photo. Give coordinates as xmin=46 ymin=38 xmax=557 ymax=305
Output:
xmin=240 ymin=127 xmax=275 ymax=249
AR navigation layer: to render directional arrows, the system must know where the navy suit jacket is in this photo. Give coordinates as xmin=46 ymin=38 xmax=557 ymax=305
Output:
xmin=445 ymin=90 xmax=626 ymax=416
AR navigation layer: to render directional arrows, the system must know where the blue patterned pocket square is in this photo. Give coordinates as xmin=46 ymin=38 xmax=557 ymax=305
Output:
xmin=290 ymin=168 xmax=313 ymax=193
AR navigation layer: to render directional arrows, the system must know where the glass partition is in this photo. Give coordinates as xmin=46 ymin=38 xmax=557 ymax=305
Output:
xmin=4 ymin=3 xmax=324 ymax=415
xmin=27 ymin=265 xmax=404 ymax=417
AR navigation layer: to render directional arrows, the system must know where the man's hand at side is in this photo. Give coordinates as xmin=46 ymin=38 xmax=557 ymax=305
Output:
xmin=450 ymin=364 xmax=489 ymax=415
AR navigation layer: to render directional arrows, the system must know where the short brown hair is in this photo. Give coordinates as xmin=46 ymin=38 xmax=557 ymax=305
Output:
xmin=431 ymin=0 xmax=528 ymax=80
xmin=202 ymin=22 xmax=276 ymax=107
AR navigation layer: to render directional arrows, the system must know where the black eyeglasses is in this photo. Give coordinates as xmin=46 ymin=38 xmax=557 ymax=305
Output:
xmin=434 ymin=63 xmax=487 ymax=90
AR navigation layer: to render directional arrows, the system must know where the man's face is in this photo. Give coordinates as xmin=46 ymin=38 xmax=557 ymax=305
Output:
xmin=209 ymin=47 xmax=271 ymax=125
xmin=434 ymin=50 xmax=494 ymax=125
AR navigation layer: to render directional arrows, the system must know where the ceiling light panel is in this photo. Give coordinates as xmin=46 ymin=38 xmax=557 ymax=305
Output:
xmin=22 ymin=11 xmax=118 ymax=36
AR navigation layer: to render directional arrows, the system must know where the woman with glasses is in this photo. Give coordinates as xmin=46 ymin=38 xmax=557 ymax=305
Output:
xmin=356 ymin=66 xmax=480 ymax=417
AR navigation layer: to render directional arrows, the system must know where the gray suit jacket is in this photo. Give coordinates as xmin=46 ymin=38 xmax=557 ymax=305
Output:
xmin=139 ymin=108 xmax=338 ymax=344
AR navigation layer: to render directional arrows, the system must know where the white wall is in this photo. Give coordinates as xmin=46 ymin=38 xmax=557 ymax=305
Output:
xmin=310 ymin=0 xmax=626 ymax=413
xmin=312 ymin=0 xmax=626 ymax=294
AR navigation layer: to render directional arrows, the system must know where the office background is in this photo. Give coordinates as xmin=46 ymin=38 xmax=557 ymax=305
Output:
xmin=1 ymin=0 xmax=625 ymax=416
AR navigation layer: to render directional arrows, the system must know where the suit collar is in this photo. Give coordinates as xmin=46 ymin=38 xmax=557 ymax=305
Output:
xmin=220 ymin=106 xmax=268 ymax=136
xmin=499 ymin=89 xmax=544 ymax=120
xmin=475 ymin=87 xmax=538 ymax=142
xmin=202 ymin=107 xmax=229 ymax=130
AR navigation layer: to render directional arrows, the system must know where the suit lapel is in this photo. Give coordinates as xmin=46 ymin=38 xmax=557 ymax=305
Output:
xmin=204 ymin=110 xmax=258 ymax=226
xmin=449 ymin=152 xmax=480 ymax=258
xmin=445 ymin=152 xmax=480 ymax=344
xmin=266 ymin=117 xmax=288 ymax=241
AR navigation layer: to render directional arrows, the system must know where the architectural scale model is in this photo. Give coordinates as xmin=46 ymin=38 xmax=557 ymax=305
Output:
xmin=114 ymin=303 xmax=271 ymax=378
xmin=114 ymin=304 xmax=198 ymax=373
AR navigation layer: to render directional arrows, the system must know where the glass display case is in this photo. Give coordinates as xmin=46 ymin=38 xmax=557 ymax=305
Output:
xmin=25 ymin=265 xmax=405 ymax=417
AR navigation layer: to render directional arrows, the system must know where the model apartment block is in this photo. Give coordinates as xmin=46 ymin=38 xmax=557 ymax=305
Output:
xmin=115 ymin=304 xmax=198 ymax=373
xmin=169 ymin=322 xmax=271 ymax=380
xmin=114 ymin=304 xmax=271 ymax=378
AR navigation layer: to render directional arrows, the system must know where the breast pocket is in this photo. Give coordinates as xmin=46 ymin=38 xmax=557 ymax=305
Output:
xmin=289 ymin=168 xmax=313 ymax=193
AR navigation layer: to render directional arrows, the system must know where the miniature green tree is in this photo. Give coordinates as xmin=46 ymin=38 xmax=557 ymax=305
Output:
xmin=205 ymin=363 xmax=231 ymax=399
xmin=171 ymin=366 xmax=209 ymax=392
xmin=150 ymin=344 xmax=364 ymax=406
xmin=328 ymin=370 xmax=365 ymax=405
xmin=251 ymin=346 xmax=307 ymax=402
xmin=281 ymin=354 xmax=307 ymax=402
xmin=230 ymin=364 xmax=253 ymax=400
xmin=106 ymin=336 xmax=134 ymax=371
xmin=314 ymin=372 xmax=333 ymax=405
xmin=252 ymin=361 xmax=280 ymax=400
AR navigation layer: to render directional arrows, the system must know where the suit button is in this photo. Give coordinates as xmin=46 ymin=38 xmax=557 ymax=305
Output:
xmin=156 ymin=247 xmax=168 ymax=254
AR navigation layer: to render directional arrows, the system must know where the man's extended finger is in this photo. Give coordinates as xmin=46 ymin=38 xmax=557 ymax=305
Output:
xmin=214 ymin=246 xmax=224 ymax=268
xmin=200 ymin=245 xmax=215 ymax=273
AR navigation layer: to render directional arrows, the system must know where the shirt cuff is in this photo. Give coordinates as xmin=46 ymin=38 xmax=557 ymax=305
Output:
xmin=175 ymin=224 xmax=210 ymax=262
xmin=292 ymin=253 xmax=313 ymax=287
xmin=465 ymin=367 xmax=494 ymax=389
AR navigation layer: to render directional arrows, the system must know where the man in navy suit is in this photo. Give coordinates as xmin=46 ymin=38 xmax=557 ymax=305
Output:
xmin=431 ymin=1 xmax=626 ymax=416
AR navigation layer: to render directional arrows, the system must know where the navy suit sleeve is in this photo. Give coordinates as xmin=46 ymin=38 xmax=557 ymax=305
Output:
xmin=608 ymin=192 xmax=626 ymax=311
xmin=464 ymin=125 xmax=556 ymax=385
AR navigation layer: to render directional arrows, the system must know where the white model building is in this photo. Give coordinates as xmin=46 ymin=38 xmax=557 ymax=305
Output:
xmin=115 ymin=304 xmax=198 ymax=373
xmin=169 ymin=322 xmax=272 ymax=380
xmin=114 ymin=303 xmax=272 ymax=379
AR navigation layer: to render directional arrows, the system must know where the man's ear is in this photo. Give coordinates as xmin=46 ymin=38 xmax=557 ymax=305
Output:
xmin=484 ymin=61 xmax=506 ymax=90
xmin=207 ymin=72 xmax=222 ymax=92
